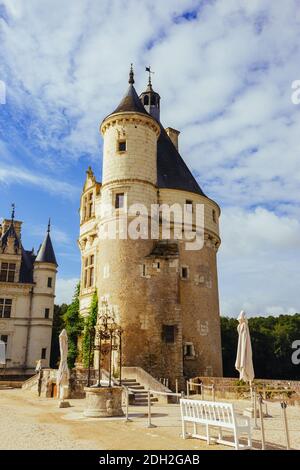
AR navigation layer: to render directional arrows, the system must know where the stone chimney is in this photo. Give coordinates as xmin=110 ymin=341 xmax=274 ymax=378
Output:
xmin=165 ymin=127 xmax=180 ymax=150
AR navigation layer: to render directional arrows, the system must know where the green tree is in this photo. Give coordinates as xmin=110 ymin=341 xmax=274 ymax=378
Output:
xmin=221 ymin=313 xmax=300 ymax=380
xmin=63 ymin=282 xmax=83 ymax=368
xmin=82 ymin=290 xmax=98 ymax=367
xmin=50 ymin=303 xmax=68 ymax=368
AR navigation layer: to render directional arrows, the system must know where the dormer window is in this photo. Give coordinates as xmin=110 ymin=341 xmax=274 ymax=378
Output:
xmin=118 ymin=140 xmax=126 ymax=152
xmin=0 ymin=263 xmax=16 ymax=283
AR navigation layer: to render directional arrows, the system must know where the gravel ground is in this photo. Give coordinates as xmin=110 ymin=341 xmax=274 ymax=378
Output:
xmin=0 ymin=387 xmax=299 ymax=450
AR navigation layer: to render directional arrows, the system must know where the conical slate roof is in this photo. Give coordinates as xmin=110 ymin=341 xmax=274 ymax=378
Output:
xmin=110 ymin=84 xmax=149 ymax=116
xmin=157 ymin=124 xmax=206 ymax=196
xmin=106 ymin=67 xmax=206 ymax=197
xmin=35 ymin=232 xmax=57 ymax=265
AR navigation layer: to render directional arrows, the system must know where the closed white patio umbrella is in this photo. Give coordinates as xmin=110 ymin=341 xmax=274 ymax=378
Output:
xmin=235 ymin=311 xmax=254 ymax=383
xmin=56 ymin=329 xmax=70 ymax=400
xmin=0 ymin=340 xmax=6 ymax=366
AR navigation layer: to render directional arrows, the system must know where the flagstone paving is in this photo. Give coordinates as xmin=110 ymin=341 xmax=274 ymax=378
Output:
xmin=0 ymin=388 xmax=299 ymax=450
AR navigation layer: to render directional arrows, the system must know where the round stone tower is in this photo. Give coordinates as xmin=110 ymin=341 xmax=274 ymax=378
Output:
xmin=79 ymin=66 xmax=223 ymax=388
xmin=98 ymin=67 xmax=162 ymax=374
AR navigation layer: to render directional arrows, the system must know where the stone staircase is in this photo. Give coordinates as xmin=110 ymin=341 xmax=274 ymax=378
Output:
xmin=122 ymin=378 xmax=159 ymax=406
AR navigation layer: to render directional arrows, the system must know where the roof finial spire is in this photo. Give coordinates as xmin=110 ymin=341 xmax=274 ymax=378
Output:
xmin=146 ymin=65 xmax=154 ymax=86
xmin=47 ymin=218 xmax=51 ymax=233
xmin=129 ymin=63 xmax=135 ymax=85
xmin=11 ymin=203 xmax=15 ymax=222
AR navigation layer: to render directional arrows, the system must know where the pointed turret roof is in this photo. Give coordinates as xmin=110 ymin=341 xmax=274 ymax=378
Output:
xmin=157 ymin=124 xmax=206 ymax=196
xmin=108 ymin=65 xmax=149 ymax=117
xmin=35 ymin=220 xmax=57 ymax=266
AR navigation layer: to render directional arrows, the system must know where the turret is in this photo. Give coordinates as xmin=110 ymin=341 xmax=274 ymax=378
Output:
xmin=100 ymin=65 xmax=160 ymax=212
xmin=30 ymin=220 xmax=57 ymax=367
xmin=139 ymin=67 xmax=161 ymax=121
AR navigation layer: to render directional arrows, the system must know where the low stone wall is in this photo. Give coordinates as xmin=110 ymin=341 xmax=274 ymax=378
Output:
xmin=189 ymin=376 xmax=300 ymax=403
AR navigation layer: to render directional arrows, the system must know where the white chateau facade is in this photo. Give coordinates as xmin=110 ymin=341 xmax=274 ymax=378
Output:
xmin=0 ymin=209 xmax=57 ymax=376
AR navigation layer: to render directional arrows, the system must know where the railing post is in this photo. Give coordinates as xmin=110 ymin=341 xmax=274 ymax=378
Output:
xmin=147 ymin=390 xmax=156 ymax=428
xmin=186 ymin=381 xmax=190 ymax=397
xmin=253 ymin=387 xmax=259 ymax=430
xmin=258 ymin=394 xmax=266 ymax=450
xmin=124 ymin=387 xmax=131 ymax=422
xmin=175 ymin=379 xmax=179 ymax=403
xmin=280 ymin=401 xmax=290 ymax=450
xmin=212 ymin=384 xmax=215 ymax=402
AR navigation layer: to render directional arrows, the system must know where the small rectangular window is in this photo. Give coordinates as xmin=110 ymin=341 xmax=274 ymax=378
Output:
xmin=0 ymin=299 xmax=12 ymax=318
xmin=0 ymin=334 xmax=8 ymax=353
xmin=181 ymin=267 xmax=189 ymax=279
xmin=118 ymin=140 xmax=126 ymax=152
xmin=142 ymin=264 xmax=146 ymax=277
xmin=185 ymin=200 xmax=193 ymax=213
xmin=0 ymin=263 xmax=16 ymax=282
xmin=45 ymin=308 xmax=50 ymax=319
xmin=212 ymin=209 xmax=216 ymax=223
xmin=162 ymin=325 xmax=175 ymax=343
xmin=115 ymin=193 xmax=124 ymax=209
xmin=41 ymin=348 xmax=47 ymax=360
xmin=47 ymin=277 xmax=52 ymax=288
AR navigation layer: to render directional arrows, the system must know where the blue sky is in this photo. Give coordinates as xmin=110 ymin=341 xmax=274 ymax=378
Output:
xmin=1 ymin=0 xmax=300 ymax=316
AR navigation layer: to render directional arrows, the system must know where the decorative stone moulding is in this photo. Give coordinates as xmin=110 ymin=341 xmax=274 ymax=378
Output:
xmin=84 ymin=386 xmax=124 ymax=418
xmin=100 ymin=112 xmax=161 ymax=137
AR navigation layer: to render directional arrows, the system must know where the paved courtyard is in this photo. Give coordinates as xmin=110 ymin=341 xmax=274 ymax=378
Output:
xmin=0 ymin=388 xmax=299 ymax=450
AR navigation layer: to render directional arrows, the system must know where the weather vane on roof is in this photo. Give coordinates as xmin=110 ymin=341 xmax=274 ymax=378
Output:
xmin=145 ymin=66 xmax=154 ymax=85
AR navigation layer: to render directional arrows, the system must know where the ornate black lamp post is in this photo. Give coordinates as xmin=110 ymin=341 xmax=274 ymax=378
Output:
xmin=87 ymin=300 xmax=123 ymax=388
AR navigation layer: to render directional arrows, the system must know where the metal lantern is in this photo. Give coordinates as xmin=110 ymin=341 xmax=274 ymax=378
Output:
xmin=87 ymin=300 xmax=123 ymax=388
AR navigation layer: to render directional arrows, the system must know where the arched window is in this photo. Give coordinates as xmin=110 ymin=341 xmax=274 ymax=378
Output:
xmin=144 ymin=95 xmax=149 ymax=105
xmin=150 ymin=95 xmax=156 ymax=106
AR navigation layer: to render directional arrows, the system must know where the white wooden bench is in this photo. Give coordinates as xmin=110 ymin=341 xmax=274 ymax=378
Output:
xmin=180 ymin=398 xmax=252 ymax=450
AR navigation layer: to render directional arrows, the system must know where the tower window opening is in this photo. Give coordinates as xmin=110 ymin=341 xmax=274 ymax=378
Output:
xmin=83 ymin=254 xmax=95 ymax=288
xmin=144 ymin=95 xmax=149 ymax=105
xmin=184 ymin=343 xmax=195 ymax=357
xmin=150 ymin=95 xmax=156 ymax=106
xmin=118 ymin=140 xmax=126 ymax=152
xmin=41 ymin=348 xmax=47 ymax=360
xmin=162 ymin=325 xmax=176 ymax=343
xmin=0 ymin=298 xmax=12 ymax=318
xmin=212 ymin=209 xmax=216 ymax=223
xmin=0 ymin=263 xmax=16 ymax=283
xmin=185 ymin=200 xmax=193 ymax=213
xmin=88 ymin=192 xmax=93 ymax=218
xmin=181 ymin=266 xmax=189 ymax=279
xmin=142 ymin=264 xmax=147 ymax=277
xmin=47 ymin=277 xmax=52 ymax=288
xmin=115 ymin=193 xmax=124 ymax=209
xmin=45 ymin=308 xmax=50 ymax=319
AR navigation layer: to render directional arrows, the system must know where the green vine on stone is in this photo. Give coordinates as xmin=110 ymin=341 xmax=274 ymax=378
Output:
xmin=82 ymin=290 xmax=98 ymax=368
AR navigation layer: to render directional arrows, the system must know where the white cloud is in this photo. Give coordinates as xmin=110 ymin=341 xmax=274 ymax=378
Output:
xmin=55 ymin=277 xmax=79 ymax=305
xmin=0 ymin=165 xmax=78 ymax=200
